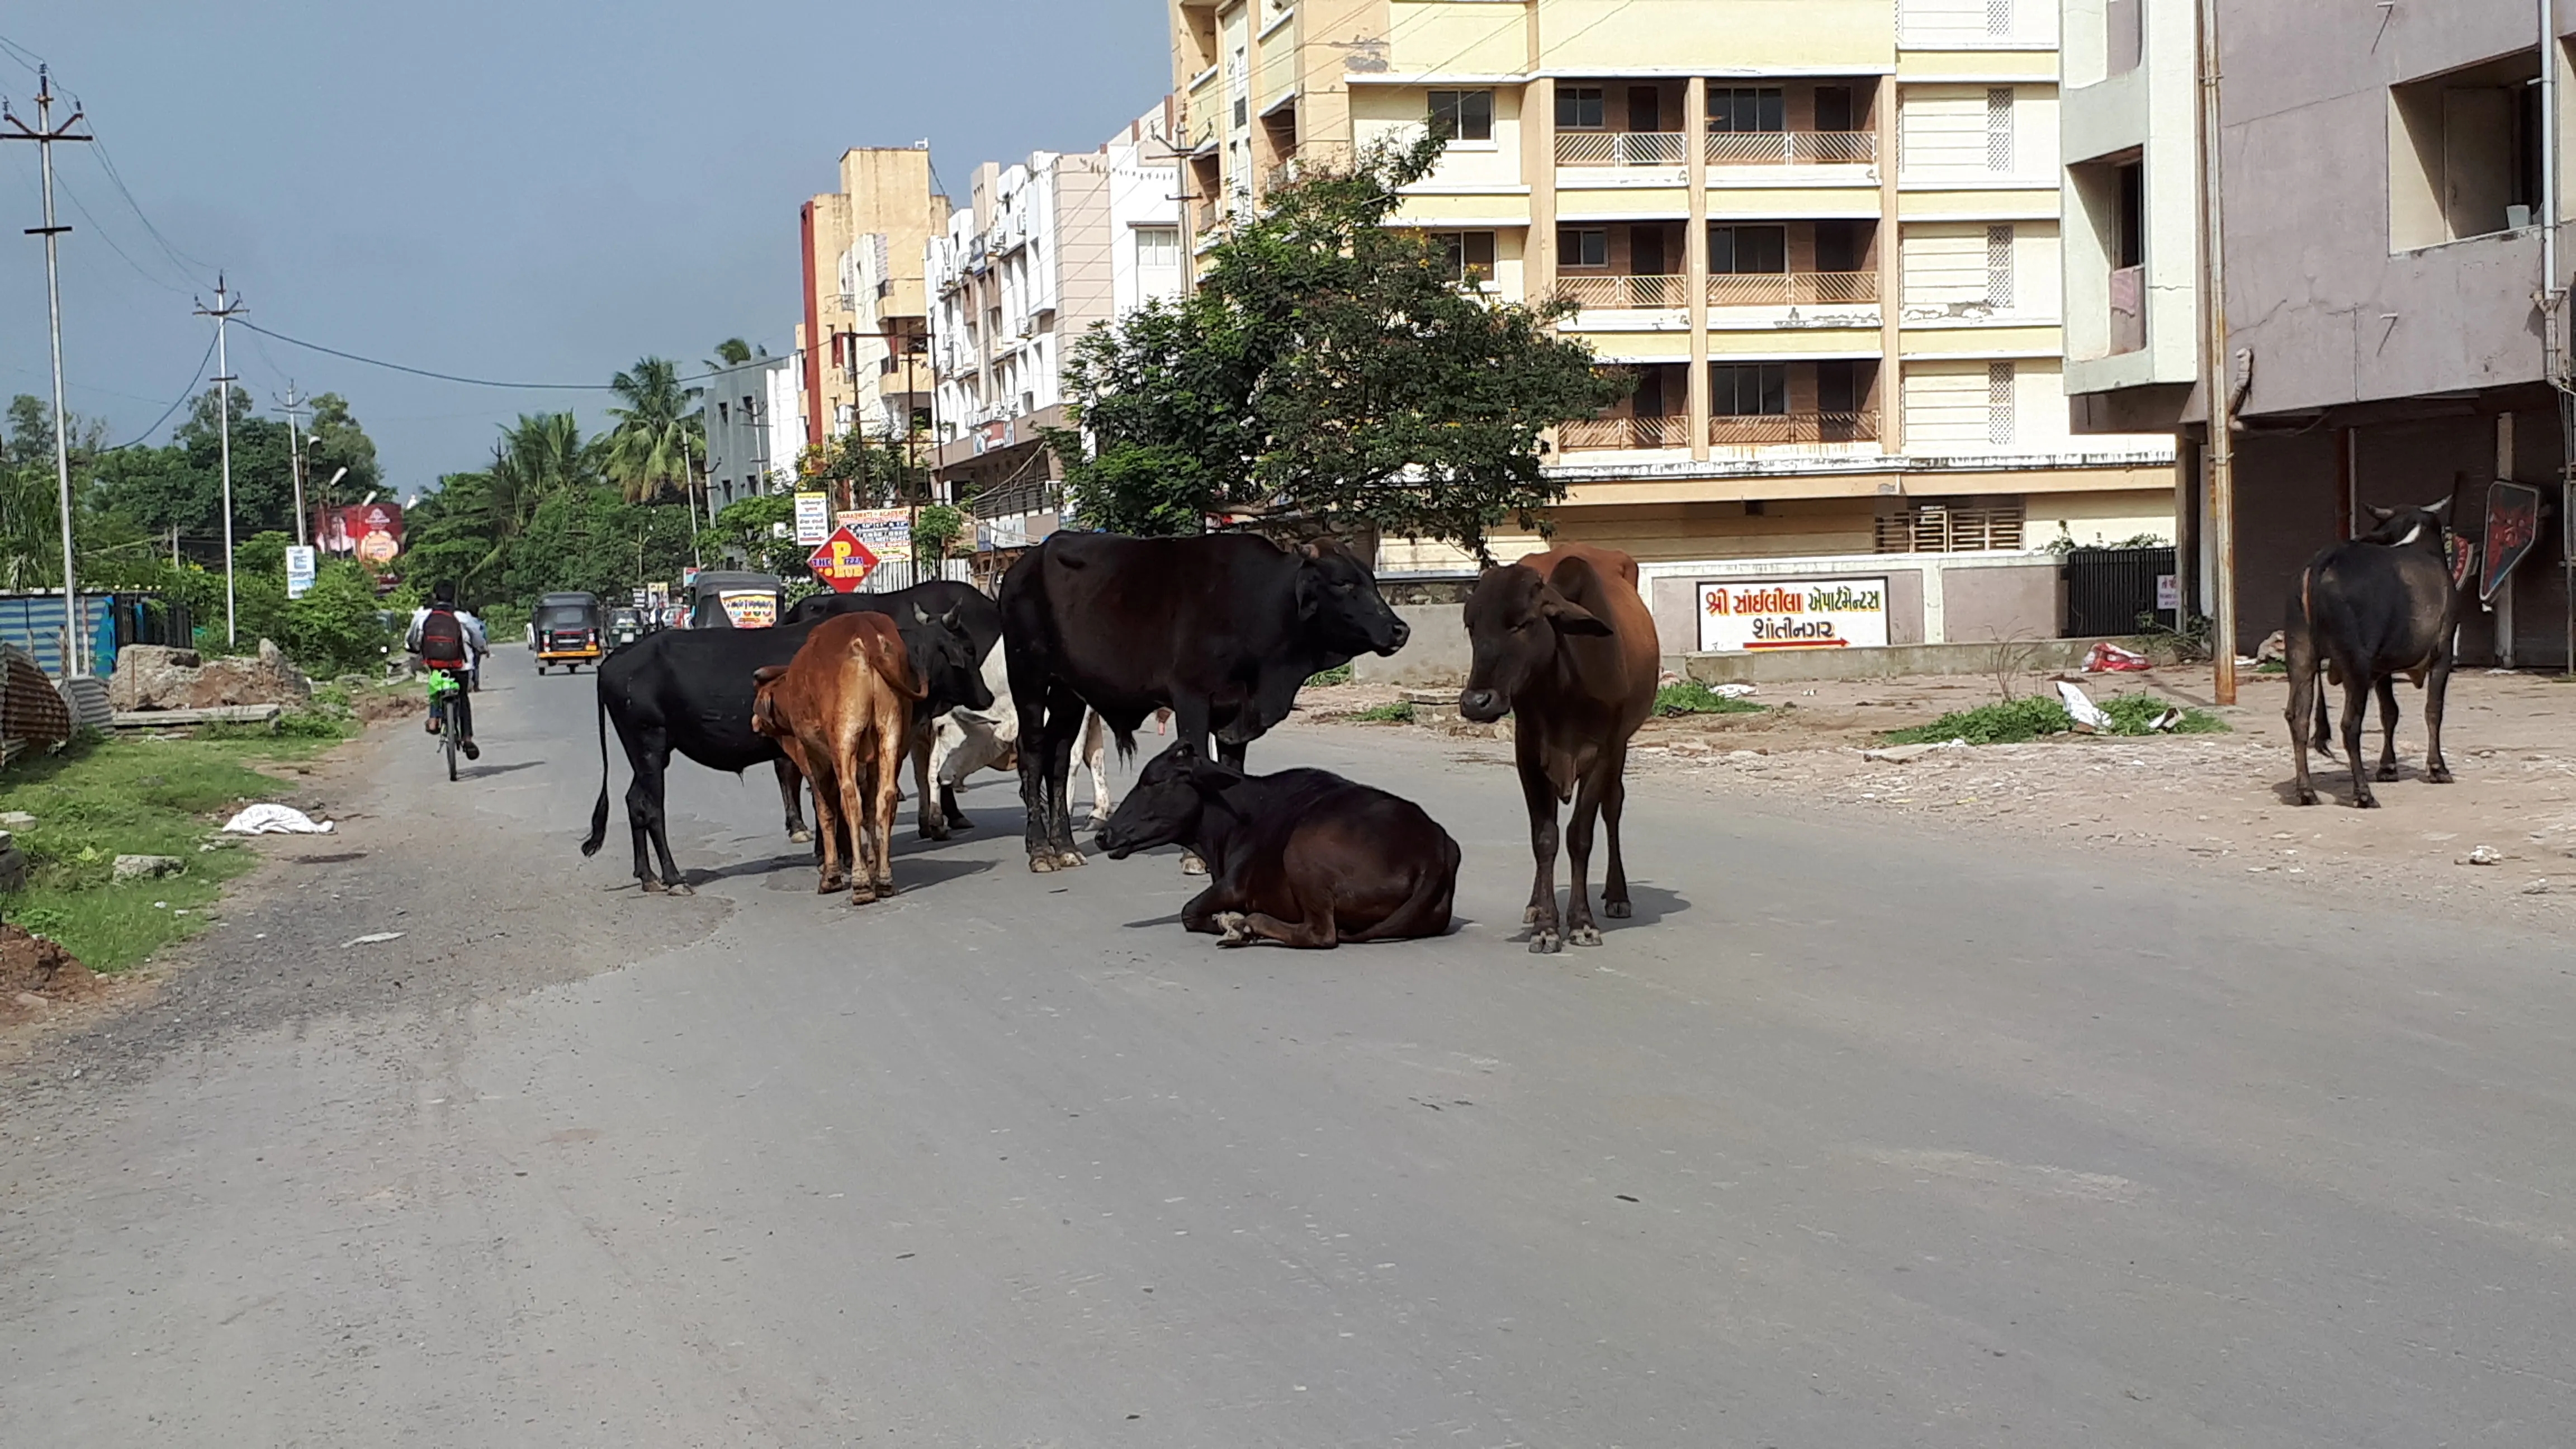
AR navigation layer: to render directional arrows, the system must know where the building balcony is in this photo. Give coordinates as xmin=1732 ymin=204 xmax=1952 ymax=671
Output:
xmin=1704 ymin=130 xmax=1877 ymax=167
xmin=1707 ymin=271 xmax=1879 ymax=307
xmin=1709 ymin=410 xmax=1880 ymax=449
xmin=1557 ymin=273 xmax=1688 ymax=310
xmin=1555 ymin=131 xmax=1689 ymax=168
xmin=1559 ymin=415 xmax=1691 ymax=451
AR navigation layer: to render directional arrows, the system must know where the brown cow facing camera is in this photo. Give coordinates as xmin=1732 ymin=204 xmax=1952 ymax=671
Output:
xmin=1459 ymin=543 xmax=1659 ymax=953
xmin=750 ymin=612 xmax=925 ymax=902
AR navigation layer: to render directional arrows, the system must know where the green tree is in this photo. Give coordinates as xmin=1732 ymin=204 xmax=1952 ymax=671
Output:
xmin=304 ymin=392 xmax=383 ymax=506
xmin=602 ymin=357 xmax=705 ymax=504
xmin=713 ymin=493 xmax=808 ymax=576
xmin=709 ymin=337 xmax=755 ymax=368
xmin=1052 ymin=132 xmax=1624 ymax=557
xmin=913 ymin=503 xmax=965 ymax=564
xmin=797 ymin=430 xmax=924 ymax=509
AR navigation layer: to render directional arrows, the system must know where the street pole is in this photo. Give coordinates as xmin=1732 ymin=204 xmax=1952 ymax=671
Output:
xmin=2195 ymin=0 xmax=2238 ymax=705
xmin=277 ymin=382 xmax=310 ymax=546
xmin=196 ymin=280 xmax=245 ymax=646
xmin=2 ymin=68 xmax=96 ymax=676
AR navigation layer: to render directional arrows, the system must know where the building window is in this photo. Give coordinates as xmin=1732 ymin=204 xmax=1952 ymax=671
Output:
xmin=1986 ymin=87 xmax=2014 ymax=172
xmin=1987 ymin=0 xmax=2014 ymax=37
xmin=1708 ymin=224 xmax=1787 ymax=274
xmin=1429 ymin=89 xmax=1494 ymax=143
xmin=1876 ymin=496 xmax=2026 ymax=553
xmin=2389 ymin=52 xmax=2546 ymax=249
xmin=1557 ymin=86 xmax=1606 ymax=130
xmin=1987 ymin=224 xmax=2015 ymax=307
xmin=1987 ymin=361 xmax=2016 ymax=446
xmin=2114 ymin=160 xmax=2144 ymax=267
xmin=1436 ymin=230 xmax=1498 ymax=283
xmin=1708 ymin=87 xmax=1785 ymax=134
xmin=1711 ymin=362 xmax=1789 ymax=416
xmin=1136 ymin=225 xmax=1180 ymax=268
xmin=1557 ymin=226 xmax=1608 ymax=268
xmin=716 ymin=401 xmax=730 ymax=424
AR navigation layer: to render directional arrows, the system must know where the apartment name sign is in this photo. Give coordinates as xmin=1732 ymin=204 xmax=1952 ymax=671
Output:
xmin=1697 ymin=578 xmax=1888 ymax=652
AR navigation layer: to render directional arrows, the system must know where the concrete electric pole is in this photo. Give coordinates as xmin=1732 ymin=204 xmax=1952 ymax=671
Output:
xmin=195 ymin=280 xmax=246 ymax=646
xmin=1 ymin=67 xmax=96 ymax=676
xmin=276 ymin=382 xmax=311 ymax=546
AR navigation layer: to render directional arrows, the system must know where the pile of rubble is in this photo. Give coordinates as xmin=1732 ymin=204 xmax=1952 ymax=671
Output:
xmin=108 ymin=642 xmax=312 ymax=713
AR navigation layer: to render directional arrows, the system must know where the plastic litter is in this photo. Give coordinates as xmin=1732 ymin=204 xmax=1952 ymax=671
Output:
xmin=2055 ymin=680 xmax=2115 ymax=734
xmin=340 ymin=931 xmax=405 ymax=948
xmin=2082 ymin=642 xmax=2153 ymax=673
xmin=1711 ymin=683 xmax=1757 ymax=699
xmin=222 ymin=803 xmax=335 ymax=835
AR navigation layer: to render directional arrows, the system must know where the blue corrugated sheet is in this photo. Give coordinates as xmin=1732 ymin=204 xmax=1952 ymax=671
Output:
xmin=0 ymin=594 xmax=116 ymax=680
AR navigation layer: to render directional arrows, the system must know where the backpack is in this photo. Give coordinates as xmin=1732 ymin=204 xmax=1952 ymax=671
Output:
xmin=418 ymin=608 xmax=468 ymax=669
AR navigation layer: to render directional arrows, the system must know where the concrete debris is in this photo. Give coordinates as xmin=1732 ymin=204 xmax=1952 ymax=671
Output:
xmin=110 ymin=854 xmax=186 ymax=882
xmin=1860 ymin=740 xmax=1965 ymax=764
xmin=339 ymin=931 xmax=406 ymax=948
xmin=110 ymin=640 xmax=312 ymax=713
xmin=2463 ymin=845 xmax=2503 ymax=866
xmin=0 ymin=811 xmax=34 ymax=830
xmin=2520 ymin=879 xmax=2552 ymax=896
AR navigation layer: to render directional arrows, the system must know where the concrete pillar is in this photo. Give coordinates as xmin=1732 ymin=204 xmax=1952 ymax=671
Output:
xmin=1686 ymin=76 xmax=1711 ymax=462
xmin=1876 ymin=72 xmax=1903 ymax=453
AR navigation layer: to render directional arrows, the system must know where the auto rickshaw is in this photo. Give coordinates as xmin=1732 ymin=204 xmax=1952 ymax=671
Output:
xmin=687 ymin=571 xmax=786 ymax=629
xmin=533 ymin=591 xmax=605 ymax=673
xmin=607 ymin=606 xmax=646 ymax=650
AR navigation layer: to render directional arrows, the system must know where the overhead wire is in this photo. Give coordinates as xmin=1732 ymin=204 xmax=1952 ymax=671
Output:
xmin=104 ymin=330 xmax=218 ymax=449
xmin=235 ymin=319 xmax=737 ymax=391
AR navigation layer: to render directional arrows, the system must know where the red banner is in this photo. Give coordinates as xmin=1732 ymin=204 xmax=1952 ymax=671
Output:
xmin=315 ymin=502 xmax=404 ymax=562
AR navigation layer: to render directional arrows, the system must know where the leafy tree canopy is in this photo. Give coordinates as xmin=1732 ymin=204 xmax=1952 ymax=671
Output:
xmin=1050 ymin=132 xmax=1625 ymax=558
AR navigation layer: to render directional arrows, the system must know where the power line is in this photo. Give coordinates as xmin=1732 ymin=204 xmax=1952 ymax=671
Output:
xmin=0 ymin=33 xmax=46 ymax=79
xmin=88 ymin=135 xmax=219 ymax=289
xmin=105 ymin=331 xmax=218 ymax=450
xmin=235 ymin=319 xmax=736 ymax=391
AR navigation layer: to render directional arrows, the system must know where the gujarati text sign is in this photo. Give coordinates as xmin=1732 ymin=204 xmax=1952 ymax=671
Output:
xmin=1697 ymin=578 xmax=1888 ymax=652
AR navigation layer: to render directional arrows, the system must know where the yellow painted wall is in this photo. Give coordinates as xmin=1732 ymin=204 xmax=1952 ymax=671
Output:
xmin=1898 ymin=51 xmax=2061 ymax=82
xmin=1535 ymin=0 xmax=1893 ymax=72
xmin=1899 ymin=324 xmax=2062 ymax=357
xmin=1555 ymin=187 xmax=1693 ymax=220
xmin=1388 ymin=0 xmax=1529 ymax=73
xmin=2033 ymin=488 xmax=2177 ymax=547
xmin=1355 ymin=84 xmax=1528 ymax=190
xmin=1703 ymin=186 xmax=1884 ymax=219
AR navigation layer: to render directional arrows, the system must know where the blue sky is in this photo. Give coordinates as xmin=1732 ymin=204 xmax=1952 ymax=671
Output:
xmin=0 ymin=1 xmax=1168 ymax=494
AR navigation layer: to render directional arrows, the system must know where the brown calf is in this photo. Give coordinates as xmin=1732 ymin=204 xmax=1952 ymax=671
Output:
xmin=750 ymin=612 xmax=925 ymax=902
xmin=1459 ymin=543 xmax=1660 ymax=953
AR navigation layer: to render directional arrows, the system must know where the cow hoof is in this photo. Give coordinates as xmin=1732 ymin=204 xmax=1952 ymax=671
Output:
xmin=2428 ymin=765 xmax=2455 ymax=784
xmin=640 ymin=877 xmax=665 ymax=894
xmin=1528 ymin=930 xmax=1562 ymax=955
xmin=788 ymin=828 xmax=813 ymax=845
xmin=2375 ymin=764 xmax=2402 ymax=782
xmin=1057 ymin=850 xmax=1087 ymax=869
xmin=917 ymin=825 xmax=949 ymax=841
xmin=820 ymin=873 xmax=847 ymax=894
xmin=667 ymin=881 xmax=695 ymax=896
xmin=1568 ymin=924 xmax=1603 ymax=947
xmin=1029 ymin=855 xmax=1058 ymax=874
xmin=2292 ymin=787 xmax=2318 ymax=806
xmin=1180 ymin=854 xmax=1209 ymax=876
xmin=2351 ymin=794 xmax=2380 ymax=809
xmin=851 ymin=886 xmax=877 ymax=905
xmin=1523 ymin=905 xmax=1545 ymax=926
xmin=1604 ymin=901 xmax=1632 ymax=920
xmin=946 ymin=815 xmax=973 ymax=831
xmin=1214 ymin=911 xmax=1252 ymax=946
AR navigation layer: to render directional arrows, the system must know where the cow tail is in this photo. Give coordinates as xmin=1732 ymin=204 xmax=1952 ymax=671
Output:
xmin=580 ymin=676 xmax=611 ymax=857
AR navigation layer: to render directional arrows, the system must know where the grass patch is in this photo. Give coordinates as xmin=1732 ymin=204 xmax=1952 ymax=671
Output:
xmin=2253 ymin=659 xmax=2288 ymax=676
xmin=1305 ymin=662 xmax=1354 ymax=688
xmin=1654 ymin=681 xmax=1764 ymax=717
xmin=1348 ymin=700 xmax=1415 ymax=724
xmin=1880 ymin=693 xmax=2228 ymax=746
xmin=1 ymin=731 xmax=317 ymax=972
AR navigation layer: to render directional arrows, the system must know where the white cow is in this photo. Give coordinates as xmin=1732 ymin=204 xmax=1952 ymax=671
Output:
xmin=928 ymin=646 xmax=1146 ymax=829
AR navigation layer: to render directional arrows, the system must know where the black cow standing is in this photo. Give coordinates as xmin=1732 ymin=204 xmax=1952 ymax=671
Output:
xmin=998 ymin=533 xmax=1410 ymax=872
xmin=780 ymin=580 xmax=1005 ymax=839
xmin=2283 ymin=499 xmax=2460 ymax=808
xmin=580 ymin=608 xmax=991 ymax=892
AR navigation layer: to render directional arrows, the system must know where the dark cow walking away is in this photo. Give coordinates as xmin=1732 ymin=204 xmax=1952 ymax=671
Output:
xmin=750 ymin=613 xmax=922 ymax=902
xmin=580 ymin=609 xmax=989 ymax=893
xmin=2283 ymin=499 xmax=2460 ymax=808
xmin=1097 ymin=742 xmax=1459 ymax=948
xmin=1000 ymin=532 xmax=1409 ymax=872
xmin=1459 ymin=543 xmax=1659 ymax=953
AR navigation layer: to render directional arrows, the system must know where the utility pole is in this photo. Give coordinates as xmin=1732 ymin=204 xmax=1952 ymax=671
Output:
xmin=276 ymin=382 xmax=311 ymax=546
xmin=195 ymin=279 xmax=245 ymax=646
xmin=2 ymin=67 xmax=96 ymax=676
xmin=2195 ymin=0 xmax=2238 ymax=705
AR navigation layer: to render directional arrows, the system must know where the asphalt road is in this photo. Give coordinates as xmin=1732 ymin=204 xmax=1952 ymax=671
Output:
xmin=7 ymin=647 xmax=2576 ymax=1446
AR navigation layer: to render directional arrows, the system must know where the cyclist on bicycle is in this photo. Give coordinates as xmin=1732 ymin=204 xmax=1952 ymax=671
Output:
xmin=406 ymin=583 xmax=487 ymax=760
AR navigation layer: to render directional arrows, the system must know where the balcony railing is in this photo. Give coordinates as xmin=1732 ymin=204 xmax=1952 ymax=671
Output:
xmin=1558 ymin=415 xmax=1692 ymax=451
xmin=1704 ymin=130 xmax=1877 ymax=167
xmin=1706 ymin=271 xmax=1879 ymax=307
xmin=1709 ymin=410 xmax=1880 ymax=447
xmin=2109 ymin=264 xmax=2146 ymax=355
xmin=1555 ymin=131 xmax=1689 ymax=167
xmin=1557 ymin=273 xmax=1689 ymax=310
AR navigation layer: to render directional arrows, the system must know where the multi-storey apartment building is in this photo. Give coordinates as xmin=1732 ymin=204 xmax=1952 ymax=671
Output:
xmin=703 ymin=351 xmax=802 ymax=509
xmin=798 ymin=146 xmax=948 ymax=458
xmin=2058 ymin=0 xmax=2572 ymax=664
xmin=929 ymin=106 xmax=1185 ymax=552
xmin=1172 ymin=0 xmax=2176 ymax=647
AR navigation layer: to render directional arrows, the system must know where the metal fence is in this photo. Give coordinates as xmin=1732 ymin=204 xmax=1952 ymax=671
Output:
xmin=2062 ymin=546 xmax=2176 ymax=636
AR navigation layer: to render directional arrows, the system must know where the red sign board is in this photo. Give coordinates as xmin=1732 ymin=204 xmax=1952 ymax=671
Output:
xmin=315 ymin=502 xmax=404 ymax=562
xmin=808 ymin=525 xmax=881 ymax=593
xmin=2481 ymin=480 xmax=2541 ymax=602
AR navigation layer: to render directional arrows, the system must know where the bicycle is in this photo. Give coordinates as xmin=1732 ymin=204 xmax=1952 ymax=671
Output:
xmin=425 ymin=669 xmax=464 ymax=781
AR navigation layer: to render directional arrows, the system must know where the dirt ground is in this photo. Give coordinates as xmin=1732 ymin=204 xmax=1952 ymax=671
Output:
xmin=1303 ymin=665 xmax=2576 ymax=931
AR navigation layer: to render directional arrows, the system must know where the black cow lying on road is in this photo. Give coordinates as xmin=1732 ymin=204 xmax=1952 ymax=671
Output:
xmin=781 ymin=580 xmax=1005 ymax=838
xmin=1001 ymin=532 xmax=1409 ymax=872
xmin=1096 ymin=742 xmax=1459 ymax=949
xmin=2283 ymin=498 xmax=2461 ymax=808
xmin=580 ymin=607 xmax=990 ymax=893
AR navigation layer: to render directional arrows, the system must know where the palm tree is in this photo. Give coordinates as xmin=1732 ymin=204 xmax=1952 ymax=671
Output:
xmin=709 ymin=338 xmax=754 ymax=369
xmin=602 ymin=357 xmax=704 ymax=504
xmin=460 ymin=411 xmax=594 ymax=579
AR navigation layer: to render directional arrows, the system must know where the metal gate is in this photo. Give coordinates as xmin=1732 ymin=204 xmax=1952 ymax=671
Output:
xmin=2061 ymin=546 xmax=2177 ymax=636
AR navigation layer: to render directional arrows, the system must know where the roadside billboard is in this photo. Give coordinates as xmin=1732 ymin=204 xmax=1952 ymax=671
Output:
xmin=1697 ymin=577 xmax=1889 ymax=652
xmin=315 ymin=503 xmax=404 ymax=562
xmin=834 ymin=508 xmax=912 ymax=564
xmin=794 ymin=491 xmax=832 ymax=546
xmin=285 ymin=546 xmax=317 ymax=599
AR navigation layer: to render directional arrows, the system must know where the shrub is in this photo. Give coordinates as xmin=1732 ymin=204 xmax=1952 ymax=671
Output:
xmin=1654 ymin=681 xmax=1763 ymax=717
xmin=1350 ymin=700 xmax=1414 ymax=724
xmin=1305 ymin=662 xmax=1353 ymax=687
xmin=1881 ymin=693 xmax=2226 ymax=746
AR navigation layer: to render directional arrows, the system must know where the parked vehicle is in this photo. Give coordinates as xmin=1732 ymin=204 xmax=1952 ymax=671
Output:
xmin=687 ymin=571 xmax=785 ymax=629
xmin=607 ymin=607 xmax=646 ymax=650
xmin=533 ymin=591 xmax=605 ymax=673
